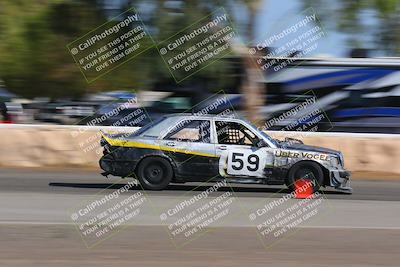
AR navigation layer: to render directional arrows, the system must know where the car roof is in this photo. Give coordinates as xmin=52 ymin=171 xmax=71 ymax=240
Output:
xmin=163 ymin=113 xmax=240 ymax=120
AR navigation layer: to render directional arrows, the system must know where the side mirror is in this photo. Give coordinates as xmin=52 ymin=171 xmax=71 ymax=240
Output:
xmin=256 ymin=139 xmax=267 ymax=148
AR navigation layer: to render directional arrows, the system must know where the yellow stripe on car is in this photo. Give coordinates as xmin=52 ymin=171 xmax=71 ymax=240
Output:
xmin=102 ymin=134 xmax=218 ymax=158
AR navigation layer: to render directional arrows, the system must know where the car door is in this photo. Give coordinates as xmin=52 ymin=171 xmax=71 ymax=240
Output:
xmin=214 ymin=120 xmax=275 ymax=179
xmin=159 ymin=118 xmax=218 ymax=180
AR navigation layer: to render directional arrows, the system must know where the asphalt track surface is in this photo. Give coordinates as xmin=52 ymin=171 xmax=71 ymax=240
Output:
xmin=1 ymin=168 xmax=400 ymax=267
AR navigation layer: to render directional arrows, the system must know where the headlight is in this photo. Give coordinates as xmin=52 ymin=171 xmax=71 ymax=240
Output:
xmin=339 ymin=153 xmax=345 ymax=167
xmin=329 ymin=156 xmax=340 ymax=167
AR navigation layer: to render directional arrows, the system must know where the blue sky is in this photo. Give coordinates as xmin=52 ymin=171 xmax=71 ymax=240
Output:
xmin=254 ymin=0 xmax=349 ymax=57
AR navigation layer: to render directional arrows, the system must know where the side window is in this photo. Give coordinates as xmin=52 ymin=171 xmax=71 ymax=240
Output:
xmin=215 ymin=121 xmax=260 ymax=146
xmin=164 ymin=120 xmax=211 ymax=143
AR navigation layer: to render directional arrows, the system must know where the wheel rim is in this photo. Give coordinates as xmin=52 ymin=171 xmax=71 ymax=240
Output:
xmin=144 ymin=163 xmax=164 ymax=184
xmin=295 ymin=167 xmax=315 ymax=182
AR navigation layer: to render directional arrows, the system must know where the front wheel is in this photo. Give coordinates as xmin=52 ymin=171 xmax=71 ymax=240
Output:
xmin=137 ymin=157 xmax=173 ymax=190
xmin=286 ymin=161 xmax=324 ymax=193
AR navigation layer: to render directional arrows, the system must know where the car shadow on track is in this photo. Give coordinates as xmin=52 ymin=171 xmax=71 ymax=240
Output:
xmin=48 ymin=182 xmax=348 ymax=196
xmin=49 ymin=182 xmax=288 ymax=193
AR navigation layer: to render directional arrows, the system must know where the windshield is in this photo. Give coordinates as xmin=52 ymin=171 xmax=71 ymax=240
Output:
xmin=134 ymin=116 xmax=182 ymax=138
xmin=241 ymin=118 xmax=278 ymax=147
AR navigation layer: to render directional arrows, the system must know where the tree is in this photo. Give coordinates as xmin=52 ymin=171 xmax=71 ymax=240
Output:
xmin=0 ymin=0 xmax=263 ymax=103
xmin=0 ymin=0 xmax=109 ymax=99
xmin=241 ymin=0 xmax=265 ymax=125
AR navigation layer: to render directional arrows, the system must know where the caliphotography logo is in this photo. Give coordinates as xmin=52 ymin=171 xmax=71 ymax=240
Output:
xmin=67 ymin=7 xmax=154 ymax=83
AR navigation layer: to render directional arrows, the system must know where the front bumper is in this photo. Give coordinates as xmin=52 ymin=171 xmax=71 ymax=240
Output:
xmin=330 ymin=169 xmax=353 ymax=194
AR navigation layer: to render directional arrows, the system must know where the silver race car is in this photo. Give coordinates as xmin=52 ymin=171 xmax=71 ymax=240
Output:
xmin=99 ymin=114 xmax=352 ymax=193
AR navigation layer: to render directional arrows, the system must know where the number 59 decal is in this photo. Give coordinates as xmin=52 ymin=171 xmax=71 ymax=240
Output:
xmin=227 ymin=150 xmax=266 ymax=177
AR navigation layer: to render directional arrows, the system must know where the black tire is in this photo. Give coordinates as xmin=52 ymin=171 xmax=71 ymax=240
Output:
xmin=137 ymin=157 xmax=173 ymax=190
xmin=286 ymin=161 xmax=324 ymax=193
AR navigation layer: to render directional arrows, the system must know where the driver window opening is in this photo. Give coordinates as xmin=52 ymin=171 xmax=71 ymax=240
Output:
xmin=215 ymin=121 xmax=259 ymax=146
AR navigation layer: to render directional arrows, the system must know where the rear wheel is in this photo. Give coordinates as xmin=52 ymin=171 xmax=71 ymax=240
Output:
xmin=137 ymin=157 xmax=173 ymax=190
xmin=286 ymin=161 xmax=324 ymax=193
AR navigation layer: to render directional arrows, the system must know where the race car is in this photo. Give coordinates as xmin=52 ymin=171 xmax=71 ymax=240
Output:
xmin=99 ymin=114 xmax=352 ymax=193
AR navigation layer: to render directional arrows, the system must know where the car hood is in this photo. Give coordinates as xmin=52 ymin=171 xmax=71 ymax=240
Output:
xmin=278 ymin=141 xmax=341 ymax=156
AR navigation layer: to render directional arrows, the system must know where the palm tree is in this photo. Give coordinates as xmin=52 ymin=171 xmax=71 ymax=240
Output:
xmin=238 ymin=0 xmax=265 ymax=125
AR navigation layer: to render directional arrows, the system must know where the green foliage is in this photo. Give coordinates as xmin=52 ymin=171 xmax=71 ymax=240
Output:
xmin=0 ymin=0 xmax=107 ymax=99
xmin=0 ymin=0 xmax=241 ymax=99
